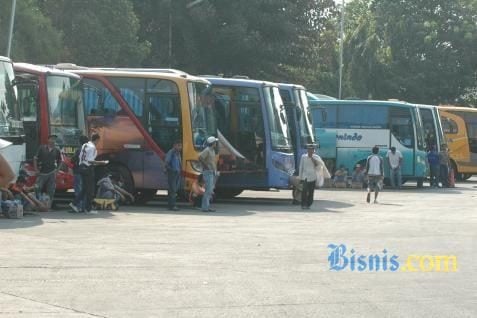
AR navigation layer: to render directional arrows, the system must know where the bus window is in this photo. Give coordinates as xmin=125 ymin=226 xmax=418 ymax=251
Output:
xmin=145 ymin=79 xmax=180 ymax=152
xmin=46 ymin=75 xmax=85 ymax=146
xmin=390 ymin=108 xmax=414 ymax=148
xmin=83 ymin=79 xmax=121 ymax=116
xmin=110 ymin=77 xmax=146 ymax=118
xmin=338 ymin=105 xmax=388 ymax=129
xmin=279 ymin=89 xmax=292 ymax=103
xmin=313 ymin=105 xmax=337 ymax=128
xmin=419 ymin=108 xmax=437 ymax=149
xmin=442 ymin=117 xmax=459 ymax=134
xmin=188 ymin=81 xmax=215 ymax=149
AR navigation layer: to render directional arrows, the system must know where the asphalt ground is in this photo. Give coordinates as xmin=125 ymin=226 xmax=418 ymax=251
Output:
xmin=0 ymin=178 xmax=476 ymax=317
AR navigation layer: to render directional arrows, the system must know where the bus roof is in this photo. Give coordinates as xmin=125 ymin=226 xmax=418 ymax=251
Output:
xmin=308 ymin=99 xmax=417 ymax=109
xmin=67 ymin=69 xmax=209 ymax=84
xmin=0 ymin=56 xmax=12 ymax=63
xmin=93 ymin=68 xmax=189 ymax=75
xmin=278 ymin=83 xmax=306 ymax=90
xmin=203 ymin=76 xmax=277 ymax=88
xmin=439 ymin=105 xmax=477 ymax=113
xmin=14 ymin=63 xmax=80 ymax=79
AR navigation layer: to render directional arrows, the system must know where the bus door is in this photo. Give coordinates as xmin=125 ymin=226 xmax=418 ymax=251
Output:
xmin=389 ymin=107 xmax=415 ymax=176
xmin=213 ymin=86 xmax=267 ymax=188
xmin=440 ymin=111 xmax=469 ymax=163
xmin=311 ymin=105 xmax=337 ymax=160
xmin=17 ymin=82 xmax=40 ymax=160
xmin=144 ymin=88 xmax=181 ymax=190
xmin=463 ymin=112 xmax=477 ymax=164
xmin=280 ymin=88 xmax=300 ymax=166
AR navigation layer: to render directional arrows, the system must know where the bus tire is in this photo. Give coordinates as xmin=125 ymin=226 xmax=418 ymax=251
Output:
xmin=463 ymin=174 xmax=473 ymax=180
xmin=135 ymin=189 xmax=157 ymax=204
xmin=215 ymin=189 xmax=243 ymax=199
xmin=416 ymin=177 xmax=424 ymax=188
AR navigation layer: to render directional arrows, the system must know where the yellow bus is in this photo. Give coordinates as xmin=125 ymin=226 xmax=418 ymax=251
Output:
xmin=57 ymin=67 xmax=216 ymax=202
xmin=439 ymin=106 xmax=477 ymax=180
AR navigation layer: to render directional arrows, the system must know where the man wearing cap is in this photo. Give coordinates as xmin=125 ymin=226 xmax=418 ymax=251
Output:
xmin=299 ymin=144 xmax=321 ymax=209
xmin=34 ymin=134 xmax=62 ymax=208
xmin=199 ymin=136 xmax=218 ymax=212
xmin=165 ymin=140 xmax=183 ymax=211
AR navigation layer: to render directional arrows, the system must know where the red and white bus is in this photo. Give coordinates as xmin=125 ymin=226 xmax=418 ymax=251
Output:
xmin=13 ymin=63 xmax=86 ymax=190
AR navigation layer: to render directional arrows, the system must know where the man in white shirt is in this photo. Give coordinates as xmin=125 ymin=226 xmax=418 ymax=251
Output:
xmin=299 ymin=144 xmax=321 ymax=209
xmin=75 ymin=133 xmax=108 ymax=214
xmin=386 ymin=146 xmax=403 ymax=189
xmin=365 ymin=146 xmax=384 ymax=204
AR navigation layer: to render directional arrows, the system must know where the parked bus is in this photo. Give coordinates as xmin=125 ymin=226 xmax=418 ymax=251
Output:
xmin=0 ymin=56 xmax=25 ymax=176
xmin=13 ymin=63 xmax=86 ymax=190
xmin=439 ymin=106 xmax=477 ymax=180
xmin=310 ymin=100 xmax=444 ymax=187
xmin=278 ymin=83 xmax=315 ymax=169
xmin=204 ymin=77 xmax=294 ymax=197
xmin=58 ymin=68 xmax=215 ymax=201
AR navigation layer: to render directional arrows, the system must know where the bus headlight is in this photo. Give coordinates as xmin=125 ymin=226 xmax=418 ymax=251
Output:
xmin=188 ymin=160 xmax=203 ymax=172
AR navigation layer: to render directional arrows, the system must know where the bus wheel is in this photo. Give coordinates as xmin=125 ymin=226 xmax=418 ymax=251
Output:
xmin=215 ymin=189 xmax=243 ymax=199
xmin=463 ymin=174 xmax=473 ymax=180
xmin=135 ymin=189 xmax=157 ymax=204
xmin=416 ymin=177 xmax=424 ymax=188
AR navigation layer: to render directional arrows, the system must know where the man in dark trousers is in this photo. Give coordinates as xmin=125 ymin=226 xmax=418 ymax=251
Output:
xmin=165 ymin=140 xmax=182 ymax=211
xmin=77 ymin=133 xmax=108 ymax=214
xmin=34 ymin=134 xmax=62 ymax=208
xmin=299 ymin=144 xmax=320 ymax=209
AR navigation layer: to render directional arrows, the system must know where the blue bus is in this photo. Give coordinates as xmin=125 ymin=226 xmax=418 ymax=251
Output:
xmin=309 ymin=100 xmax=445 ymax=187
xmin=205 ymin=77 xmax=294 ymax=197
xmin=278 ymin=84 xmax=315 ymax=169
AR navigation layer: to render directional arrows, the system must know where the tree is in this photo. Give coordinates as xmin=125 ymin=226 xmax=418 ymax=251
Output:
xmin=0 ymin=0 xmax=63 ymax=63
xmin=40 ymin=0 xmax=151 ymax=66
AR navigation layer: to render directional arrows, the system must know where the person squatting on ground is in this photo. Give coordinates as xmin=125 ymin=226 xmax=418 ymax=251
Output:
xmin=439 ymin=144 xmax=450 ymax=188
xmin=72 ymin=133 xmax=108 ymax=214
xmin=96 ymin=173 xmax=134 ymax=209
xmin=427 ymin=145 xmax=440 ymax=187
xmin=69 ymin=135 xmax=89 ymax=213
xmin=165 ymin=140 xmax=182 ymax=211
xmin=199 ymin=136 xmax=219 ymax=212
xmin=189 ymin=173 xmax=205 ymax=208
xmin=386 ymin=146 xmax=403 ymax=189
xmin=299 ymin=144 xmax=322 ymax=210
xmin=2 ymin=176 xmax=48 ymax=212
xmin=33 ymin=134 xmax=62 ymax=209
xmin=365 ymin=146 xmax=384 ymax=204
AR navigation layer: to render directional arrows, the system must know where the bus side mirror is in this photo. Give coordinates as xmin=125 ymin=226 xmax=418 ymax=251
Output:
xmin=280 ymin=111 xmax=287 ymax=124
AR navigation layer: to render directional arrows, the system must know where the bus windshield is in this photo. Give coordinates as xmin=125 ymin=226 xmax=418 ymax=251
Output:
xmin=47 ymin=75 xmax=85 ymax=146
xmin=264 ymin=86 xmax=291 ymax=151
xmin=0 ymin=60 xmax=22 ymax=137
xmin=189 ymin=81 xmax=216 ymax=149
xmin=297 ymin=89 xmax=314 ymax=146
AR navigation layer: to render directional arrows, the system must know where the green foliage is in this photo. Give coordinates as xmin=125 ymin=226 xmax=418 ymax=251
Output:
xmin=0 ymin=0 xmax=63 ymax=62
xmin=39 ymin=0 xmax=150 ymax=66
xmin=0 ymin=0 xmax=475 ymax=106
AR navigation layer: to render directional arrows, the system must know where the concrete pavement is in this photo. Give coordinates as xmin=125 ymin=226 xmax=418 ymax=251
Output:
xmin=0 ymin=179 xmax=476 ymax=317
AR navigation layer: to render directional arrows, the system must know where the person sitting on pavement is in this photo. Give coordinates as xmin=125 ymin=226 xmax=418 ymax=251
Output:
xmin=333 ymin=165 xmax=348 ymax=188
xmin=2 ymin=176 xmax=48 ymax=212
xmin=95 ymin=174 xmax=134 ymax=209
xmin=189 ymin=174 xmax=206 ymax=208
xmin=351 ymin=164 xmax=365 ymax=188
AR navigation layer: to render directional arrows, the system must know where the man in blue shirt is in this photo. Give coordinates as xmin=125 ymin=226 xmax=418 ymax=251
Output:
xmin=165 ymin=140 xmax=182 ymax=211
